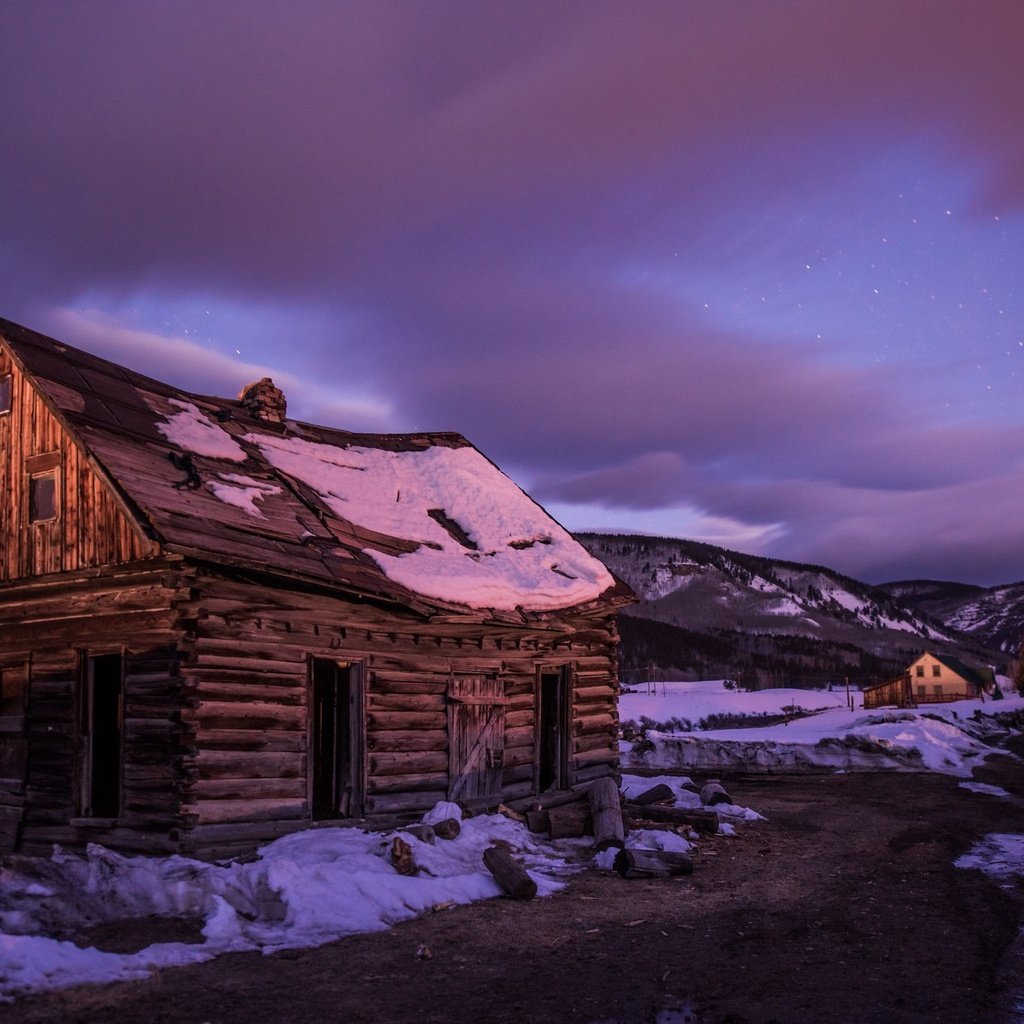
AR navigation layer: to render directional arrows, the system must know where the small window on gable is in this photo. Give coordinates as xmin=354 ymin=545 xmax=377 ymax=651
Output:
xmin=0 ymin=375 xmax=10 ymax=414
xmin=932 ymin=664 xmax=941 ymax=677
xmin=29 ymin=472 xmax=57 ymax=522
xmin=915 ymin=665 xmax=925 ymax=677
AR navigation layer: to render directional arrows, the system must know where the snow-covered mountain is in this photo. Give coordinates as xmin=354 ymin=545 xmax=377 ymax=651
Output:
xmin=577 ymin=533 xmax=1001 ymax=687
xmin=880 ymin=579 xmax=1024 ymax=655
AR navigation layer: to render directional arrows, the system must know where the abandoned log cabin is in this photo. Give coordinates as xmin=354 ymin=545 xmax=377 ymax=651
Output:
xmin=0 ymin=317 xmax=633 ymax=859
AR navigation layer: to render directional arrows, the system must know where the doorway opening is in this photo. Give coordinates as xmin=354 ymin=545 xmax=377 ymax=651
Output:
xmin=80 ymin=652 xmax=123 ymax=818
xmin=310 ymin=659 xmax=364 ymax=819
xmin=537 ymin=666 xmax=570 ymax=793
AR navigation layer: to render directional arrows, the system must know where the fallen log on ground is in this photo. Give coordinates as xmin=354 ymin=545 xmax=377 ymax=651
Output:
xmin=526 ymin=809 xmax=550 ymax=834
xmin=400 ymin=824 xmax=436 ymax=845
xmin=614 ymin=848 xmax=694 ymax=879
xmin=508 ymin=788 xmax=590 ymax=813
xmin=433 ymin=817 xmax=461 ymax=840
xmin=483 ymin=845 xmax=537 ymax=900
xmin=390 ymin=836 xmax=417 ymax=875
xmin=632 ymin=783 xmax=675 ymax=806
xmin=547 ymin=800 xmax=592 ymax=839
xmin=699 ymin=781 xmax=733 ymax=806
xmin=624 ymin=816 xmax=692 ymax=835
xmin=624 ymin=803 xmax=719 ymax=835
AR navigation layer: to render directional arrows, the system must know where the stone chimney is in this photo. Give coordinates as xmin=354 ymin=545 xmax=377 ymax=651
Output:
xmin=238 ymin=377 xmax=287 ymax=423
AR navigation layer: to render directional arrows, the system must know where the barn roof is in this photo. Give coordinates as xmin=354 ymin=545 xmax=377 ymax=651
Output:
xmin=0 ymin=317 xmax=630 ymax=619
xmin=924 ymin=653 xmax=994 ymax=689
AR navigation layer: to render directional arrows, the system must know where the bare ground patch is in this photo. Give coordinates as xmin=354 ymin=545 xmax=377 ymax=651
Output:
xmin=5 ymin=765 xmax=1024 ymax=1024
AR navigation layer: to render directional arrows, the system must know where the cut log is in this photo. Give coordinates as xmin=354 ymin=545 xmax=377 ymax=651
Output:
xmin=632 ymin=783 xmax=675 ymax=806
xmin=585 ymin=776 xmax=625 ymax=851
xmin=390 ymin=836 xmax=417 ymax=875
xmin=525 ymin=810 xmax=550 ymax=834
xmin=546 ymin=800 xmax=592 ymax=839
xmin=483 ymin=845 xmax=537 ymax=900
xmin=400 ymin=824 xmax=436 ymax=845
xmin=624 ymin=803 xmax=720 ymax=835
xmin=510 ymin=788 xmax=589 ymax=813
xmin=433 ymin=817 xmax=461 ymax=840
xmin=613 ymin=848 xmax=694 ymax=879
xmin=699 ymin=781 xmax=732 ymax=806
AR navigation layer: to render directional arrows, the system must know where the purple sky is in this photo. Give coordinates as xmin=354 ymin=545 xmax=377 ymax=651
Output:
xmin=2 ymin=1 xmax=1024 ymax=585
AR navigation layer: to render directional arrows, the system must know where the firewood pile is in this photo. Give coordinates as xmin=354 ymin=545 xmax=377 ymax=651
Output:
xmin=516 ymin=777 xmax=729 ymax=842
xmin=497 ymin=776 xmax=735 ymax=887
xmin=390 ymin=778 xmax=734 ymax=901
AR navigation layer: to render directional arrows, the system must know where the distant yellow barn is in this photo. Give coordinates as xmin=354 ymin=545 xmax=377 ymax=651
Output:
xmin=862 ymin=652 xmax=994 ymax=709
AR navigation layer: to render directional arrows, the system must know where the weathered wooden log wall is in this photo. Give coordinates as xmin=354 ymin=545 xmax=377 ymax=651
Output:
xmin=175 ymin=568 xmax=622 ymax=858
xmin=0 ymin=351 xmax=156 ymax=582
xmin=0 ymin=562 xmax=189 ymax=855
xmin=0 ymin=562 xmax=622 ymax=860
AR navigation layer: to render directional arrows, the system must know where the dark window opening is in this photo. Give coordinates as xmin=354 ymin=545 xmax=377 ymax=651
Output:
xmin=932 ymin=664 xmax=941 ymax=677
xmin=29 ymin=472 xmax=57 ymax=522
xmin=310 ymin=659 xmax=364 ymax=819
xmin=80 ymin=653 xmax=123 ymax=818
xmin=0 ymin=375 xmax=11 ymax=414
xmin=538 ymin=667 xmax=570 ymax=792
xmin=915 ymin=665 xmax=925 ymax=678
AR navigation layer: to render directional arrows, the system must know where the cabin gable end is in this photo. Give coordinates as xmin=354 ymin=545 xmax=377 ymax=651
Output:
xmin=0 ymin=341 xmax=158 ymax=581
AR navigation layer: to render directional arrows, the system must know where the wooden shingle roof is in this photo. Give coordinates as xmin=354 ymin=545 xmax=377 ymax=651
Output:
xmin=0 ymin=317 xmax=631 ymax=620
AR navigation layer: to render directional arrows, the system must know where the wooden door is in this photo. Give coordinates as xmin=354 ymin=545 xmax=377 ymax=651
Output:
xmin=447 ymin=675 xmax=507 ymax=803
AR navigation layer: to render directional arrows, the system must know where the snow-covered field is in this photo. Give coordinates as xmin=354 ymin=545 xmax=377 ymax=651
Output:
xmin=621 ymin=679 xmax=850 ymax=729
xmin=621 ymin=679 xmax=1024 ymax=776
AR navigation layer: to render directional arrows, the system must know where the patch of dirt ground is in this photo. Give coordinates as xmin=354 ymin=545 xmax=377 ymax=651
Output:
xmin=6 ymin=757 xmax=1024 ymax=1024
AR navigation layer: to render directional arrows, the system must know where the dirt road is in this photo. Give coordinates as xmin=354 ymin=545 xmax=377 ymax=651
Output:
xmin=6 ymin=754 xmax=1024 ymax=1024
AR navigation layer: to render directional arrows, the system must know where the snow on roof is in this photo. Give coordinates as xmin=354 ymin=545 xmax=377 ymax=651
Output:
xmin=156 ymin=399 xmax=247 ymax=461
xmin=251 ymin=433 xmax=615 ymax=611
xmin=205 ymin=473 xmax=282 ymax=518
xmin=0 ymin=317 xmax=623 ymax=614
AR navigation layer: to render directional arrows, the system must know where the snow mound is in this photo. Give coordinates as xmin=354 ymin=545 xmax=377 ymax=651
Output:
xmin=623 ymin=696 xmax=1024 ymax=777
xmin=0 ymin=806 xmax=575 ymax=1001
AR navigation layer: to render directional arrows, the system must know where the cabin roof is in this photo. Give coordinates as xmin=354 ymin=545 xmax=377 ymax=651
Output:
xmin=0 ymin=317 xmax=630 ymax=618
xmin=919 ymin=652 xmax=994 ymax=688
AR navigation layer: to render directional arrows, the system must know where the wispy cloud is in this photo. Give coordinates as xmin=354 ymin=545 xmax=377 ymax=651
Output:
xmin=1 ymin=2 xmax=1023 ymax=583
